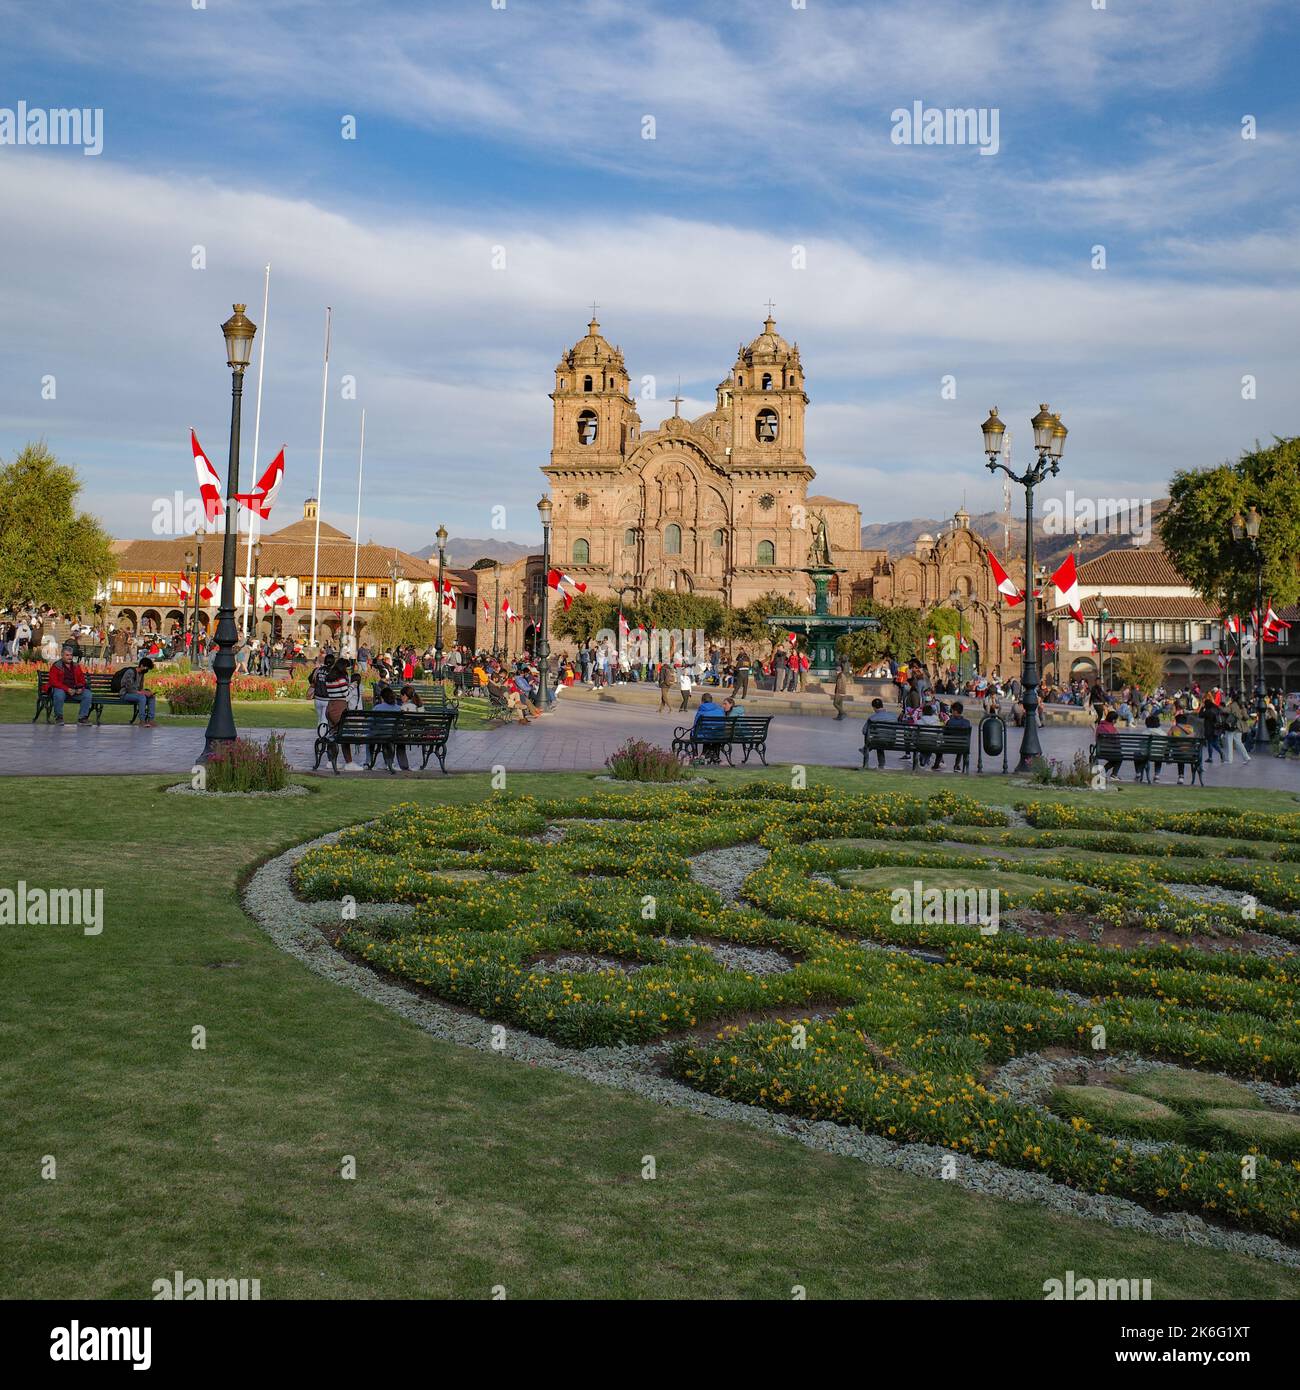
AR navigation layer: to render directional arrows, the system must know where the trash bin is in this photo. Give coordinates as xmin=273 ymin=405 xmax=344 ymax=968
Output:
xmin=978 ymin=714 xmax=1007 ymax=773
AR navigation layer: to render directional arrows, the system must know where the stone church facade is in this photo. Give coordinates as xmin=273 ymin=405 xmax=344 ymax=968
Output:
xmin=538 ymin=313 xmax=1025 ymax=674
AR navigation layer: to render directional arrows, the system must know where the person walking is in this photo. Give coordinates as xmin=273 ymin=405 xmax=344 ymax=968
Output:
xmin=831 ymin=662 xmax=850 ymax=719
xmin=734 ymin=649 xmax=750 ymax=700
xmin=678 ymin=663 xmax=693 ymax=712
xmin=657 ymin=660 xmax=676 ymax=713
xmin=1221 ymin=696 xmax=1251 ymax=764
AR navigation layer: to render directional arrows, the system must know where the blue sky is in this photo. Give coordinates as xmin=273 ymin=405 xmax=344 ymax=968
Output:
xmin=1 ymin=0 xmax=1297 ymax=551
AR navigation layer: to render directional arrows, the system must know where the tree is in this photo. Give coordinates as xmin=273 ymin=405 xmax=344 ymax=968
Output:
xmin=836 ymin=599 xmax=929 ymax=669
xmin=368 ymin=597 xmax=439 ymax=651
xmin=551 ymin=591 xmax=617 ymax=645
xmin=727 ymin=590 xmax=801 ymax=649
xmin=1159 ymin=437 xmax=1300 ymax=615
xmin=1114 ymin=642 xmax=1163 ymax=692
xmin=0 ymin=443 xmax=116 ymax=612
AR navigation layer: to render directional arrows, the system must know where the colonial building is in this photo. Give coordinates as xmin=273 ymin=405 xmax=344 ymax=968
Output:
xmin=102 ymin=498 xmax=462 ymax=649
xmin=1047 ymin=546 xmax=1300 ymax=691
xmin=542 ymin=313 xmax=881 ymax=606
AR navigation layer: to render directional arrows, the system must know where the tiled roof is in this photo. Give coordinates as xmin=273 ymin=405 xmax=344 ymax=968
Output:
xmin=1049 ymin=595 xmax=1219 ymax=620
xmin=1076 ymin=547 xmax=1188 ymax=587
xmin=111 ymin=534 xmax=437 ymax=582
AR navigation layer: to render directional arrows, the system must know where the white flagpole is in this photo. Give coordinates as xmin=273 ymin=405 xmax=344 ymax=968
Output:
xmin=349 ymin=409 xmax=365 ymax=656
xmin=309 ymin=306 xmax=332 ymax=647
xmin=242 ymin=263 xmax=271 ymax=639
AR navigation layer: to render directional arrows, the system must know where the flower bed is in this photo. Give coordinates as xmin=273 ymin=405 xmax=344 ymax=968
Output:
xmin=153 ymin=671 xmax=280 ymax=714
xmin=289 ymin=784 xmax=1300 ymax=1242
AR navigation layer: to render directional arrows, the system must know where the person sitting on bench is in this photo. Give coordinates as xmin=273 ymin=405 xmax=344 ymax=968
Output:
xmin=1095 ymin=709 xmax=1123 ymax=777
xmin=692 ymin=693 xmax=726 ymax=762
xmin=372 ymin=684 xmax=410 ymax=771
xmin=48 ymin=644 xmax=93 ymax=724
xmin=863 ymin=698 xmax=896 ymax=769
xmin=117 ymin=656 xmax=157 ymax=726
xmin=932 ymin=700 xmax=971 ymax=772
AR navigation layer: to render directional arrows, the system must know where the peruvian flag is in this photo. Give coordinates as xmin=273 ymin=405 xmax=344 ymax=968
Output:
xmin=1216 ymin=652 xmax=1228 ymax=670
xmin=1041 ymin=639 xmax=1056 ymax=651
xmin=1225 ymin=614 xmax=1241 ymax=635
xmin=502 ymin=599 xmax=519 ymax=623
xmin=988 ymin=550 xmax=1023 ymax=606
xmin=176 ymin=571 xmax=192 ymax=600
xmin=958 ymin=634 xmax=970 ymax=652
xmin=481 ymin=596 xmax=490 ymax=615
xmin=233 ymin=448 xmax=285 ymax=521
xmin=546 ymin=569 xmax=588 ymax=606
xmin=1265 ymin=602 xmax=1291 ymax=632
xmin=199 ymin=573 xmax=220 ymax=602
xmin=190 ymin=429 xmax=223 ymax=523
xmin=1011 ymin=635 xmax=1023 ymax=651
xmin=1105 ymin=629 xmax=1119 ymax=646
xmin=441 ymin=578 xmax=456 ymax=610
xmin=1049 ymin=553 xmax=1084 ymax=624
xmin=264 ymin=579 xmax=295 ymax=616
xmin=618 ymin=611 xmax=630 ymax=639
xmin=926 ymin=633 xmax=937 ymax=650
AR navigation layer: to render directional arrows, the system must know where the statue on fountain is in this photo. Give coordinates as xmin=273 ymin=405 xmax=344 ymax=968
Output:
xmin=807 ymin=509 xmax=833 ymax=568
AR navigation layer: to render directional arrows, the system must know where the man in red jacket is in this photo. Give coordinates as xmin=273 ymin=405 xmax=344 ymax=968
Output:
xmin=48 ymin=644 xmax=93 ymax=724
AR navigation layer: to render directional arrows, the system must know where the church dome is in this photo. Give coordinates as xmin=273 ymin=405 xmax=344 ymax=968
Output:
xmin=561 ymin=316 xmax=624 ymax=369
xmin=739 ymin=314 xmax=793 ymax=365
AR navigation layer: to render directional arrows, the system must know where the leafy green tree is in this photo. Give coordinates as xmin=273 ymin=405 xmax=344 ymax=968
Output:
xmin=1114 ymin=642 xmax=1163 ymax=692
xmin=836 ymin=599 xmax=929 ymax=669
xmin=551 ymin=592 xmax=617 ymax=645
xmin=368 ymin=597 xmax=439 ymax=651
xmin=1160 ymin=437 xmax=1300 ymax=615
xmin=727 ymin=590 xmax=802 ymax=649
xmin=0 ymin=443 xmax=115 ymax=612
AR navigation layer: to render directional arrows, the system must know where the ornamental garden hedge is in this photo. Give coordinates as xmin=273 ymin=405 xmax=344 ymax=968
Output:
xmin=290 ymin=783 xmax=1300 ymax=1244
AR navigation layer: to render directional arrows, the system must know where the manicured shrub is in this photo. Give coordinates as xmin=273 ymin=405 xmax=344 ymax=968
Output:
xmin=605 ymin=737 xmax=687 ymax=782
xmin=204 ymin=733 xmax=290 ymax=792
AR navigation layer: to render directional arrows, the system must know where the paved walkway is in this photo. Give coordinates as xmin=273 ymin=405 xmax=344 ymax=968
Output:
xmin=3 ymin=702 xmax=1299 ymax=789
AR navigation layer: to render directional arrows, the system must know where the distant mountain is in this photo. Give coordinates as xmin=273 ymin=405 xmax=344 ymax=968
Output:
xmin=414 ymin=538 xmax=537 ymax=567
xmin=862 ymin=501 xmax=1168 ymax=572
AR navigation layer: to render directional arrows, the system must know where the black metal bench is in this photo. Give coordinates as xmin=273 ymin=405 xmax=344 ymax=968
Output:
xmin=369 ymin=678 xmax=458 ymax=712
xmin=861 ymin=720 xmax=972 ymax=771
xmin=33 ymin=671 xmax=140 ymax=724
xmin=672 ymin=715 xmax=772 ymax=766
xmin=1093 ymin=732 xmax=1204 ymax=785
xmin=314 ymin=709 xmax=456 ymax=774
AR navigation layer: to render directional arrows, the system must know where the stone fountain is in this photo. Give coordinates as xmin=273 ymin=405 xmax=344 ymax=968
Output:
xmin=764 ymin=510 xmax=878 ymax=679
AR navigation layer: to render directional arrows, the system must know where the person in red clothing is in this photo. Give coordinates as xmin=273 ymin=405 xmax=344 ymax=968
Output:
xmin=49 ymin=643 xmax=93 ymax=724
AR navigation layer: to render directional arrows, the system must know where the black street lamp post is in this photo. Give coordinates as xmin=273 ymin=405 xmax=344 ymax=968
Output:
xmin=537 ymin=495 xmax=553 ymax=709
xmin=1230 ymin=507 xmax=1269 ymax=749
xmin=434 ymin=524 xmax=448 ymax=673
xmin=202 ymin=303 xmax=257 ymax=759
xmin=981 ymin=403 xmax=1067 ymax=772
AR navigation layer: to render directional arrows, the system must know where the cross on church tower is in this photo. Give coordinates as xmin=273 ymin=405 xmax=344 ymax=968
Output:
xmin=763 ymin=298 xmax=776 ymax=318
xmin=670 ymin=377 xmax=684 ymax=417
xmin=588 ymin=300 xmax=600 ymax=321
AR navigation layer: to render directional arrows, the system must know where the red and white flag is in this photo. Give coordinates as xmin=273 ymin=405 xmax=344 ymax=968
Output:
xmin=988 ymin=550 xmax=1023 ymax=606
xmin=263 ymin=579 xmax=296 ymax=616
xmin=441 ymin=578 xmax=456 ymax=610
xmin=546 ymin=569 xmax=588 ymax=605
xmin=1011 ymin=635 xmax=1023 ymax=651
xmin=1049 ymin=553 xmax=1084 ymax=623
xmin=926 ymin=633 xmax=937 ymax=649
xmin=1105 ymin=628 xmax=1119 ymax=646
xmin=233 ymin=448 xmax=285 ymax=521
xmin=1216 ymin=652 xmax=1228 ymax=670
xmin=1265 ymin=603 xmax=1291 ymax=632
xmin=199 ymin=573 xmax=220 ymax=602
xmin=190 ymin=429 xmax=223 ymax=523
xmin=176 ymin=571 xmax=192 ymax=600
xmin=618 ymin=611 xmax=630 ymax=638
xmin=958 ymin=634 xmax=970 ymax=652
xmin=1224 ymin=614 xmax=1241 ymax=635
xmin=502 ymin=599 xmax=518 ymax=623
xmin=1041 ymin=639 xmax=1056 ymax=651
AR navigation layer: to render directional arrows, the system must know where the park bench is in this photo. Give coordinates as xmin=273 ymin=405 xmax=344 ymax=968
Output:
xmin=369 ymin=678 xmax=458 ymax=712
xmin=672 ymin=715 xmax=772 ymax=766
xmin=314 ymin=708 xmax=456 ymax=775
xmin=861 ymin=720 xmax=973 ymax=772
xmin=1092 ymin=732 xmax=1205 ymax=786
xmin=33 ymin=670 xmax=140 ymax=724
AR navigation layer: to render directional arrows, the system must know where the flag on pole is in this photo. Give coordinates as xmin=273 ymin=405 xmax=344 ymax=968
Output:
xmin=1105 ymin=628 xmax=1119 ymax=646
xmin=176 ymin=571 xmax=192 ymax=600
xmin=199 ymin=574 xmax=219 ymax=602
xmin=1049 ymin=553 xmax=1084 ymax=623
xmin=926 ymin=633 xmax=937 ymax=649
xmin=1011 ymin=635 xmax=1023 ymax=652
xmin=1041 ymin=639 xmax=1056 ymax=651
xmin=502 ymin=599 xmax=518 ymax=623
xmin=233 ymin=448 xmax=285 ymax=520
xmin=190 ymin=429 xmax=223 ymax=523
xmin=618 ymin=611 xmax=630 ymax=639
xmin=987 ymin=550 xmax=1023 ymax=606
xmin=958 ymin=634 xmax=970 ymax=652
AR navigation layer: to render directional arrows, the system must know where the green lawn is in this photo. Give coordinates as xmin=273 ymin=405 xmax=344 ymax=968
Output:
xmin=2 ymin=768 xmax=1298 ymax=1299
xmin=0 ymin=684 xmax=492 ymax=730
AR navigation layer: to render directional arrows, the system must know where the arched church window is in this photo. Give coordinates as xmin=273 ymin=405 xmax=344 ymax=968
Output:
xmin=755 ymin=408 xmax=779 ymax=443
xmin=762 ymin=373 xmax=772 ymax=390
xmin=737 ymin=375 xmax=744 ymax=387
xmin=559 ymin=377 xmax=566 ymax=390
xmin=757 ymin=539 xmax=775 ymax=565
xmin=583 ymin=374 xmax=593 ymax=392
xmin=664 ymin=524 xmax=682 ymax=555
xmin=577 ymin=409 xmax=598 ymax=445
xmin=573 ymin=538 xmax=590 ymax=565
xmin=624 ymin=528 xmax=637 ymax=547
xmin=712 ymin=529 xmax=724 ymax=549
